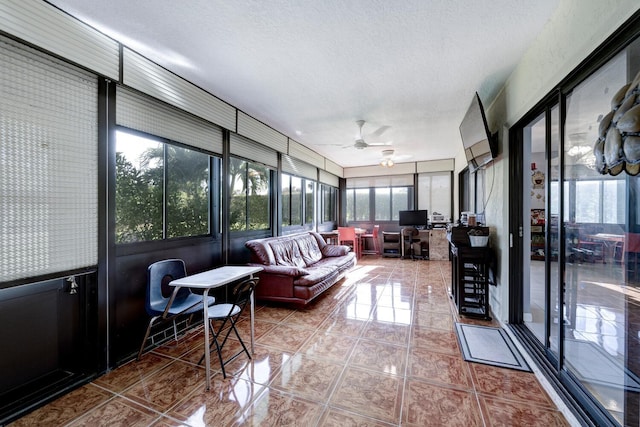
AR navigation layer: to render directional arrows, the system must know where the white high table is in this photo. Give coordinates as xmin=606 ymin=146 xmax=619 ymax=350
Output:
xmin=169 ymin=265 xmax=263 ymax=390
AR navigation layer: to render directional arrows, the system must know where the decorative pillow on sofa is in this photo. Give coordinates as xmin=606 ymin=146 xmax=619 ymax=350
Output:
xmin=269 ymin=239 xmax=306 ymax=268
xmin=322 ymin=245 xmax=351 ymax=257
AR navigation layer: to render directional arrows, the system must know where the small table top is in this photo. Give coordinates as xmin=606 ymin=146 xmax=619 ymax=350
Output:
xmin=170 ymin=265 xmax=263 ymax=289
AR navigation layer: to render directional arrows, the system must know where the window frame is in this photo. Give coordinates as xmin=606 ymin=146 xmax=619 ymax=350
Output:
xmin=115 ymin=127 xmax=218 ymax=245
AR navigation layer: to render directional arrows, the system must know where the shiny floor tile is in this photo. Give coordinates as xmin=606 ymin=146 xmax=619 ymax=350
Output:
xmin=9 ymin=258 xmax=570 ymax=427
xmin=403 ymin=378 xmax=483 ymax=426
xmin=330 ymin=367 xmax=403 ymax=424
xmin=271 ymin=354 xmax=343 ymax=401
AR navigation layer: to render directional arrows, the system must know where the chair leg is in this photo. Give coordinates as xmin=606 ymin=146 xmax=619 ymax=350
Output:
xmin=137 ymin=316 xmax=159 ymax=361
xmin=172 ymin=319 xmax=179 ymax=341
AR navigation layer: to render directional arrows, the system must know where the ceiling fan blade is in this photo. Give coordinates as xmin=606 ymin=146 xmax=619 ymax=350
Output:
xmin=365 ymin=140 xmax=392 ymax=146
xmin=368 ymin=125 xmax=390 ymax=138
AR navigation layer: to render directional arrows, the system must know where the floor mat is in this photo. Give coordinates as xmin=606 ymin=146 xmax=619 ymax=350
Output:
xmin=455 ymin=323 xmax=531 ymax=372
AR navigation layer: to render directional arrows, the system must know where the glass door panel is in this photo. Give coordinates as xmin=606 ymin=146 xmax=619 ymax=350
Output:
xmin=523 ymin=113 xmax=547 ymax=343
xmin=549 ymin=105 xmax=561 ymax=355
xmin=563 ymin=47 xmax=637 ymax=425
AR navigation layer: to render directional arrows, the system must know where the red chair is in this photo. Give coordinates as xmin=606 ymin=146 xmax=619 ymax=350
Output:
xmin=361 ymin=225 xmax=380 ymax=255
xmin=338 ymin=226 xmax=361 ymax=258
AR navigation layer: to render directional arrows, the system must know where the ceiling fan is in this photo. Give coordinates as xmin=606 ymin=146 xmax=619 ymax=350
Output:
xmin=351 ymin=120 xmax=391 ymax=149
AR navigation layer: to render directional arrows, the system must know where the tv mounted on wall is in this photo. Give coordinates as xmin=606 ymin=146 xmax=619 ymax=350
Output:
xmin=398 ymin=209 xmax=428 ymax=229
xmin=459 ymin=92 xmax=498 ymax=172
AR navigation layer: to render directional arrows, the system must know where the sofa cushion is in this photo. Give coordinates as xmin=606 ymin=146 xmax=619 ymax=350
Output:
xmin=269 ymin=238 xmax=306 ymax=268
xmin=245 ymin=240 xmax=275 ymax=265
xmin=322 ymin=244 xmax=351 ymax=257
xmin=294 ymin=265 xmax=339 ymax=287
xmin=296 ymin=233 xmax=323 ymax=266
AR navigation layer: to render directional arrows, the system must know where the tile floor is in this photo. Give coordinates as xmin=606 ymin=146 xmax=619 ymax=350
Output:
xmin=10 ymin=257 xmax=570 ymax=426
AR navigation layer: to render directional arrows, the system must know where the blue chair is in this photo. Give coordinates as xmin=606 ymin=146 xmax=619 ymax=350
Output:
xmin=137 ymin=259 xmax=215 ymax=360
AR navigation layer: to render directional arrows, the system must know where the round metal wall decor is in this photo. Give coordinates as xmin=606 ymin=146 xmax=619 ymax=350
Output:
xmin=594 ymin=69 xmax=640 ymax=176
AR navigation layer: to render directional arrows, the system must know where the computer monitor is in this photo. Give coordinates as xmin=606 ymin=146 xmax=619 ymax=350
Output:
xmin=398 ymin=210 xmax=428 ymax=229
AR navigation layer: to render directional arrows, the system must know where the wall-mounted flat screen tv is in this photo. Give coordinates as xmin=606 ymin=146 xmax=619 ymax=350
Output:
xmin=459 ymin=92 xmax=498 ymax=172
xmin=398 ymin=209 xmax=428 ymax=229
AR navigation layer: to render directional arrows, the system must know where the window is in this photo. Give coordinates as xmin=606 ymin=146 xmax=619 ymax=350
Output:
xmin=229 ymin=157 xmax=271 ymax=231
xmin=374 ymin=188 xmax=390 ymax=220
xmin=347 ymin=186 xmax=412 ymax=222
xmin=115 ymin=130 xmax=212 ymax=243
xmin=345 ymin=188 xmax=372 ymax=222
xmin=282 ymin=173 xmax=315 ymax=227
xmin=418 ymin=172 xmax=452 ymax=219
xmin=374 ymin=187 xmax=410 ymax=220
xmin=575 ymin=180 xmax=601 ymax=223
xmin=391 ymin=188 xmax=409 ymax=220
xmin=320 ymin=184 xmax=337 ymax=223
xmin=305 ymin=180 xmax=315 ymax=225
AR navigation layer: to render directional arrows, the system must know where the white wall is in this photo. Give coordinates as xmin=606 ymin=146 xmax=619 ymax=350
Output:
xmin=481 ymin=0 xmax=640 ymax=322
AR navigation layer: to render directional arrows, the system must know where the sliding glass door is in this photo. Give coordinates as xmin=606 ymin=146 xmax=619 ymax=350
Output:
xmin=515 ymin=31 xmax=640 ymax=426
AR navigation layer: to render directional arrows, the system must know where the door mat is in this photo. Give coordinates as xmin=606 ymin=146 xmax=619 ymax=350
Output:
xmin=455 ymin=323 xmax=531 ymax=372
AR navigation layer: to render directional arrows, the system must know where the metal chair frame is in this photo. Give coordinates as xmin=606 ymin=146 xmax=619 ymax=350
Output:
xmin=198 ymin=278 xmax=258 ymax=378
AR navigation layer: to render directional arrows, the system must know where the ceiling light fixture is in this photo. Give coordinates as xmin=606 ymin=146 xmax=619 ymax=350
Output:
xmin=380 ymin=149 xmax=395 ymax=167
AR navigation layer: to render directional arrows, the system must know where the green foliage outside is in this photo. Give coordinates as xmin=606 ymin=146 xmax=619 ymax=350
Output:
xmin=115 ymin=144 xmax=210 ymax=243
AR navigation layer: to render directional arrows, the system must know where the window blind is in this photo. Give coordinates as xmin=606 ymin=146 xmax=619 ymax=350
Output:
xmin=346 ymin=174 xmax=414 ymax=188
xmin=116 ymin=86 xmax=223 ymax=155
xmin=319 ymin=170 xmax=339 ymax=187
xmin=0 ymin=36 xmax=98 ymax=283
xmin=229 ymin=133 xmax=278 ymax=168
xmin=282 ymin=154 xmax=318 ymax=180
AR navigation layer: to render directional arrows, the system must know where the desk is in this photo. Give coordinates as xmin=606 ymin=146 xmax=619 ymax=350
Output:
xmin=169 ymin=265 xmax=263 ymax=390
xmin=319 ymin=230 xmax=339 ymax=245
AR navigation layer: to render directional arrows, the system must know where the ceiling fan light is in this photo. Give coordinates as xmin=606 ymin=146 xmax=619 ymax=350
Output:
xmin=380 ymin=158 xmax=394 ymax=167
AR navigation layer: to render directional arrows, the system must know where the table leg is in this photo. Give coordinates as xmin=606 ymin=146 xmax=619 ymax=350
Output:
xmin=250 ymin=275 xmax=255 ymax=354
xmin=203 ymin=289 xmax=211 ymax=391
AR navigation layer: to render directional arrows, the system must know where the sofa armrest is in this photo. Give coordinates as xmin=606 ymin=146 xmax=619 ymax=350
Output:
xmin=254 ymin=264 xmax=309 ymax=277
xmin=322 ymin=244 xmax=351 ymax=257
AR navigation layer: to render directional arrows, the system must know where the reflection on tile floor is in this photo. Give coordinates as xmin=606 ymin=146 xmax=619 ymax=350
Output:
xmin=10 ymin=257 xmax=570 ymax=426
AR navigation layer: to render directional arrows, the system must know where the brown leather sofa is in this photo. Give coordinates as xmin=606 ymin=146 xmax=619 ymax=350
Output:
xmin=245 ymin=231 xmax=356 ymax=306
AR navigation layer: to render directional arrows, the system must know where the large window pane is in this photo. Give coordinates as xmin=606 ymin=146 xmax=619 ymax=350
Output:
xmin=115 ymin=131 xmax=163 ymax=243
xmin=375 ymin=188 xmax=391 ymax=220
xmin=166 ymin=145 xmax=209 ymax=238
xmin=575 ymin=181 xmax=601 ymax=223
xmin=322 ymin=185 xmax=336 ymax=223
xmin=346 ymin=189 xmax=355 ymax=222
xmin=392 ymin=187 xmax=409 ymax=220
xmin=248 ymin=163 xmax=270 ymax=230
xmin=229 ymin=157 xmax=247 ymax=231
xmin=305 ymin=180 xmax=315 ymax=225
xmin=291 ymin=176 xmax=302 ymax=225
xmin=418 ymin=172 xmax=452 ymax=220
xmin=603 ymin=179 xmax=625 ymax=224
xmin=354 ymin=189 xmax=370 ymax=221
xmin=281 ymin=174 xmax=291 ymax=226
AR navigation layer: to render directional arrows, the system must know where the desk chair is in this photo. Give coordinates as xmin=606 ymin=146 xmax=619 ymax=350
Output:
xmin=199 ymin=278 xmax=258 ymax=378
xmin=361 ymin=225 xmax=380 ymax=255
xmin=338 ymin=226 xmax=361 ymax=258
xmin=137 ymin=259 xmax=215 ymax=360
xmin=402 ymin=227 xmax=420 ymax=260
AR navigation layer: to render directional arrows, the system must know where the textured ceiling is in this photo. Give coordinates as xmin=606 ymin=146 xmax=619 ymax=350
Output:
xmin=48 ymin=0 xmax=559 ymax=168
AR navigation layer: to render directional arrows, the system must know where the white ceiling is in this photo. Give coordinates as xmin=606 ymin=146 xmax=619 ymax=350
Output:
xmin=48 ymin=0 xmax=560 ymax=169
